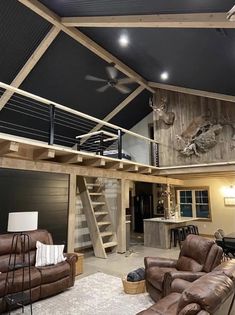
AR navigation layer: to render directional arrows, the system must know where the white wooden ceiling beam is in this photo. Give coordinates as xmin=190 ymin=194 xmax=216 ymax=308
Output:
xmin=18 ymin=0 xmax=155 ymax=93
xmin=0 ymin=26 xmax=60 ymax=111
xmin=148 ymin=82 xmax=235 ymax=103
xmin=61 ymin=12 xmax=235 ymax=28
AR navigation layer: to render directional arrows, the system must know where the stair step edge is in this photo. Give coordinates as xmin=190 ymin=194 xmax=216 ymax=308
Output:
xmin=103 ymin=242 xmax=118 ymax=248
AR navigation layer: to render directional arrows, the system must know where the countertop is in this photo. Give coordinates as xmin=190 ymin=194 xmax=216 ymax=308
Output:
xmin=144 ymin=217 xmax=198 ymax=224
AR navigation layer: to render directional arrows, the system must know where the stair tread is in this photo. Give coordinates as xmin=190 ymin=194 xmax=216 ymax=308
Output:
xmin=86 ymin=183 xmax=100 ymax=187
xmin=100 ymin=231 xmax=113 ymax=237
xmin=89 ymin=193 xmax=103 ymax=196
xmin=97 ymin=221 xmax=111 ymax=226
xmin=103 ymin=241 xmax=118 ymax=248
xmin=95 ymin=212 xmax=108 ymax=215
xmin=92 ymin=202 xmax=105 ymax=205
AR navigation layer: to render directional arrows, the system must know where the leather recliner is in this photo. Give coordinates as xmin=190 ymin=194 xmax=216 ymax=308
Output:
xmin=0 ymin=229 xmax=78 ymax=313
xmin=145 ymin=234 xmax=223 ymax=302
xmin=137 ymin=259 xmax=235 ymax=315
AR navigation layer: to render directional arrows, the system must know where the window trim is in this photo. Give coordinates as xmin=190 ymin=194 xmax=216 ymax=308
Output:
xmin=176 ymin=186 xmax=212 ymax=222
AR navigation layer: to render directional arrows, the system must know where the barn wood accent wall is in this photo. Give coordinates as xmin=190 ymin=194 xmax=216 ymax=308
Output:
xmin=0 ymin=169 xmax=69 ymax=246
xmin=154 ymin=90 xmax=235 ymax=167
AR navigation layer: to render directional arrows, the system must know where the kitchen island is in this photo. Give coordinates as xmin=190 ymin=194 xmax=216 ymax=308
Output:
xmin=144 ymin=217 xmax=198 ymax=249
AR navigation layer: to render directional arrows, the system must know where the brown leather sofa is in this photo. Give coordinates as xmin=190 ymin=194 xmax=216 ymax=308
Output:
xmin=0 ymin=229 xmax=78 ymax=313
xmin=137 ymin=259 xmax=235 ymax=315
xmin=145 ymin=235 xmax=223 ymax=302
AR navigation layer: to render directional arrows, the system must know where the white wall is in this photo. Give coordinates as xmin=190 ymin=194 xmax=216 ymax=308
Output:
xmin=122 ymin=112 xmax=153 ymax=165
xmin=182 ymin=177 xmax=235 ymax=236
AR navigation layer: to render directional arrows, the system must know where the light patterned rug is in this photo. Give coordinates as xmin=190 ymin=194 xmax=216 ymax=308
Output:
xmin=11 ymin=272 xmax=153 ymax=315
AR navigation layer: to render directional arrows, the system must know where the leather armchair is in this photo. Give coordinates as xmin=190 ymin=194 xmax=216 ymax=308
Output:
xmin=137 ymin=259 xmax=235 ymax=315
xmin=145 ymin=235 xmax=223 ymax=301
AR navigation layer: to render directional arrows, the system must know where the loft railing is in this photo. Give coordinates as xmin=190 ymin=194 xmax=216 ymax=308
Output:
xmin=0 ymin=82 xmax=159 ymax=166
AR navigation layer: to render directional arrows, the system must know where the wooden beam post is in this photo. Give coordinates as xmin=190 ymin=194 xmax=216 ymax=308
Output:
xmin=67 ymin=173 xmax=77 ymax=252
xmin=0 ymin=26 xmax=60 ymax=111
xmin=117 ymin=179 xmax=128 ymax=253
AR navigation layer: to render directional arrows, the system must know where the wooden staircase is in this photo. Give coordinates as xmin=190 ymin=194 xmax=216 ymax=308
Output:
xmin=77 ymin=176 xmax=118 ymax=258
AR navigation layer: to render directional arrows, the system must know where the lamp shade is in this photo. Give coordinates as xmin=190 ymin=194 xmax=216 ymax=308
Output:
xmin=7 ymin=212 xmax=38 ymax=232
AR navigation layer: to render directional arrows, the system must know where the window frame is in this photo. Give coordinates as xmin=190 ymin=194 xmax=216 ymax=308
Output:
xmin=176 ymin=186 xmax=212 ymax=221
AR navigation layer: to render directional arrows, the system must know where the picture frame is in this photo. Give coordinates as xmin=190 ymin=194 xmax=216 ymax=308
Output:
xmin=224 ymin=197 xmax=235 ymax=206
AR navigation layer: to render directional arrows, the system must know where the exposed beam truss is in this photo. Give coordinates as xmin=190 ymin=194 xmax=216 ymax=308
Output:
xmin=84 ymin=86 xmax=145 ymax=141
xmin=148 ymin=82 xmax=235 ymax=103
xmin=18 ymin=0 xmax=155 ymax=93
xmin=61 ymin=12 xmax=235 ymax=28
xmin=0 ymin=26 xmax=60 ymax=111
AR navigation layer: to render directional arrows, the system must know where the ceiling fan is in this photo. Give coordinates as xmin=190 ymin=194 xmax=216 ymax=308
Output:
xmin=85 ymin=66 xmax=135 ymax=94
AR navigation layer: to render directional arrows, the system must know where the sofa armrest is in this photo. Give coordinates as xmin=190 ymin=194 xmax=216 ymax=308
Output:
xmin=144 ymin=257 xmax=177 ymax=269
xmin=178 ymin=303 xmax=202 ymax=315
xmin=64 ymin=253 xmax=78 ymax=287
xmin=164 ymin=271 xmax=206 ymax=296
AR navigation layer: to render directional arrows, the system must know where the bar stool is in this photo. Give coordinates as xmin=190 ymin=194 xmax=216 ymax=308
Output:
xmin=188 ymin=225 xmax=199 ymax=235
xmin=170 ymin=227 xmax=185 ymax=249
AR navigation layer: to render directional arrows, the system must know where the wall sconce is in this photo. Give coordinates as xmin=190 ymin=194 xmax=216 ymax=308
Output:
xmin=223 ymin=185 xmax=235 ymax=206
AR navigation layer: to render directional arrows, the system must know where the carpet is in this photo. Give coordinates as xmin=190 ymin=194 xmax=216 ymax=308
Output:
xmin=11 ymin=272 xmax=153 ymax=315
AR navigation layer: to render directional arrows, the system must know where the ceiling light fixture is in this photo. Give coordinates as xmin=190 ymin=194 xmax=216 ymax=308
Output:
xmin=119 ymin=34 xmax=129 ymax=47
xmin=160 ymin=71 xmax=169 ymax=81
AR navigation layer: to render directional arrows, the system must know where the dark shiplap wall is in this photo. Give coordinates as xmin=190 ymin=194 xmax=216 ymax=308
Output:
xmin=0 ymin=169 xmax=69 ymax=246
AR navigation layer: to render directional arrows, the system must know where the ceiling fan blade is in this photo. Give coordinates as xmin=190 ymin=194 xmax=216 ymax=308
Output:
xmin=115 ymin=84 xmax=131 ymax=94
xmin=96 ymin=84 xmax=110 ymax=92
xmin=85 ymin=75 xmax=106 ymax=82
xmin=106 ymin=66 xmax=118 ymax=80
xmin=117 ymin=77 xmax=135 ymax=85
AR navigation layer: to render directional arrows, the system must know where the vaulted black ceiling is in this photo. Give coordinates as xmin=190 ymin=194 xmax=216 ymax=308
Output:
xmin=0 ymin=0 xmax=235 ymax=145
xmin=39 ymin=0 xmax=235 ymax=16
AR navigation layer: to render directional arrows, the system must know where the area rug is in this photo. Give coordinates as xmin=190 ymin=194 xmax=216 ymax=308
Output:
xmin=11 ymin=272 xmax=153 ymax=315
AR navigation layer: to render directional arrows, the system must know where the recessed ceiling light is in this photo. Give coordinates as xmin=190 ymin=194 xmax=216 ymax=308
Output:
xmin=160 ymin=71 xmax=169 ymax=81
xmin=119 ymin=34 xmax=129 ymax=47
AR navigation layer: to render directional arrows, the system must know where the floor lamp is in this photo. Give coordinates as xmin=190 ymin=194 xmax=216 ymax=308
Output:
xmin=4 ymin=211 xmax=38 ymax=315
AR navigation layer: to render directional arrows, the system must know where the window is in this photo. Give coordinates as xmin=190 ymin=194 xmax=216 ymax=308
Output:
xmin=177 ymin=188 xmax=210 ymax=220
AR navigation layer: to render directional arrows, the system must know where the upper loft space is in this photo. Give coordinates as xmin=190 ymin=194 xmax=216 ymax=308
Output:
xmin=0 ymin=0 xmax=235 ymax=176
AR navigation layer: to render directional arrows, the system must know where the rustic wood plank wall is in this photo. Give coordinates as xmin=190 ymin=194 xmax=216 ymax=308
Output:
xmin=154 ymin=90 xmax=235 ymax=166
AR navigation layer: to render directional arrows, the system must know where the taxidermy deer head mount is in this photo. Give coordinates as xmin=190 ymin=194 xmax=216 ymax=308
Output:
xmin=149 ymin=96 xmax=175 ymax=125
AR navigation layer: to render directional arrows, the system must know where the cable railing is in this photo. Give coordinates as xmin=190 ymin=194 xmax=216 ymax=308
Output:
xmin=0 ymin=82 xmax=159 ymax=166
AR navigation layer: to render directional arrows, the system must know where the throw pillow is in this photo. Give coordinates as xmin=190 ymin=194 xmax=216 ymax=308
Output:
xmin=35 ymin=241 xmax=66 ymax=267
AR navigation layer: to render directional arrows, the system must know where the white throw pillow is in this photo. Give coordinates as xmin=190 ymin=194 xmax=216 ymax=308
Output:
xmin=35 ymin=241 xmax=66 ymax=267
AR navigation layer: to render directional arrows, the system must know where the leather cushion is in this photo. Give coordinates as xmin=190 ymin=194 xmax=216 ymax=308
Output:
xmin=146 ymin=266 xmax=176 ymax=291
xmin=171 ymin=278 xmax=191 ymax=294
xmin=0 ymin=267 xmax=41 ymax=297
xmin=137 ymin=292 xmax=180 ymax=315
xmin=178 ymin=273 xmax=233 ymax=313
xmin=0 ymin=234 xmax=21 ymax=255
xmin=176 ymin=256 xmax=203 ymax=272
xmin=38 ymin=261 xmax=70 ymax=284
xmin=177 ymin=235 xmax=214 ymax=270
xmin=178 ymin=303 xmax=201 ymax=315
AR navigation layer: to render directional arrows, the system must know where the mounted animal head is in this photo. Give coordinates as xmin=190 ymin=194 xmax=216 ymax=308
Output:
xmin=149 ymin=96 xmax=175 ymax=125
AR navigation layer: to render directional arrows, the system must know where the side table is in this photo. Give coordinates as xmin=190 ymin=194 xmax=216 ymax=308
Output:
xmin=74 ymin=253 xmax=84 ymax=276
